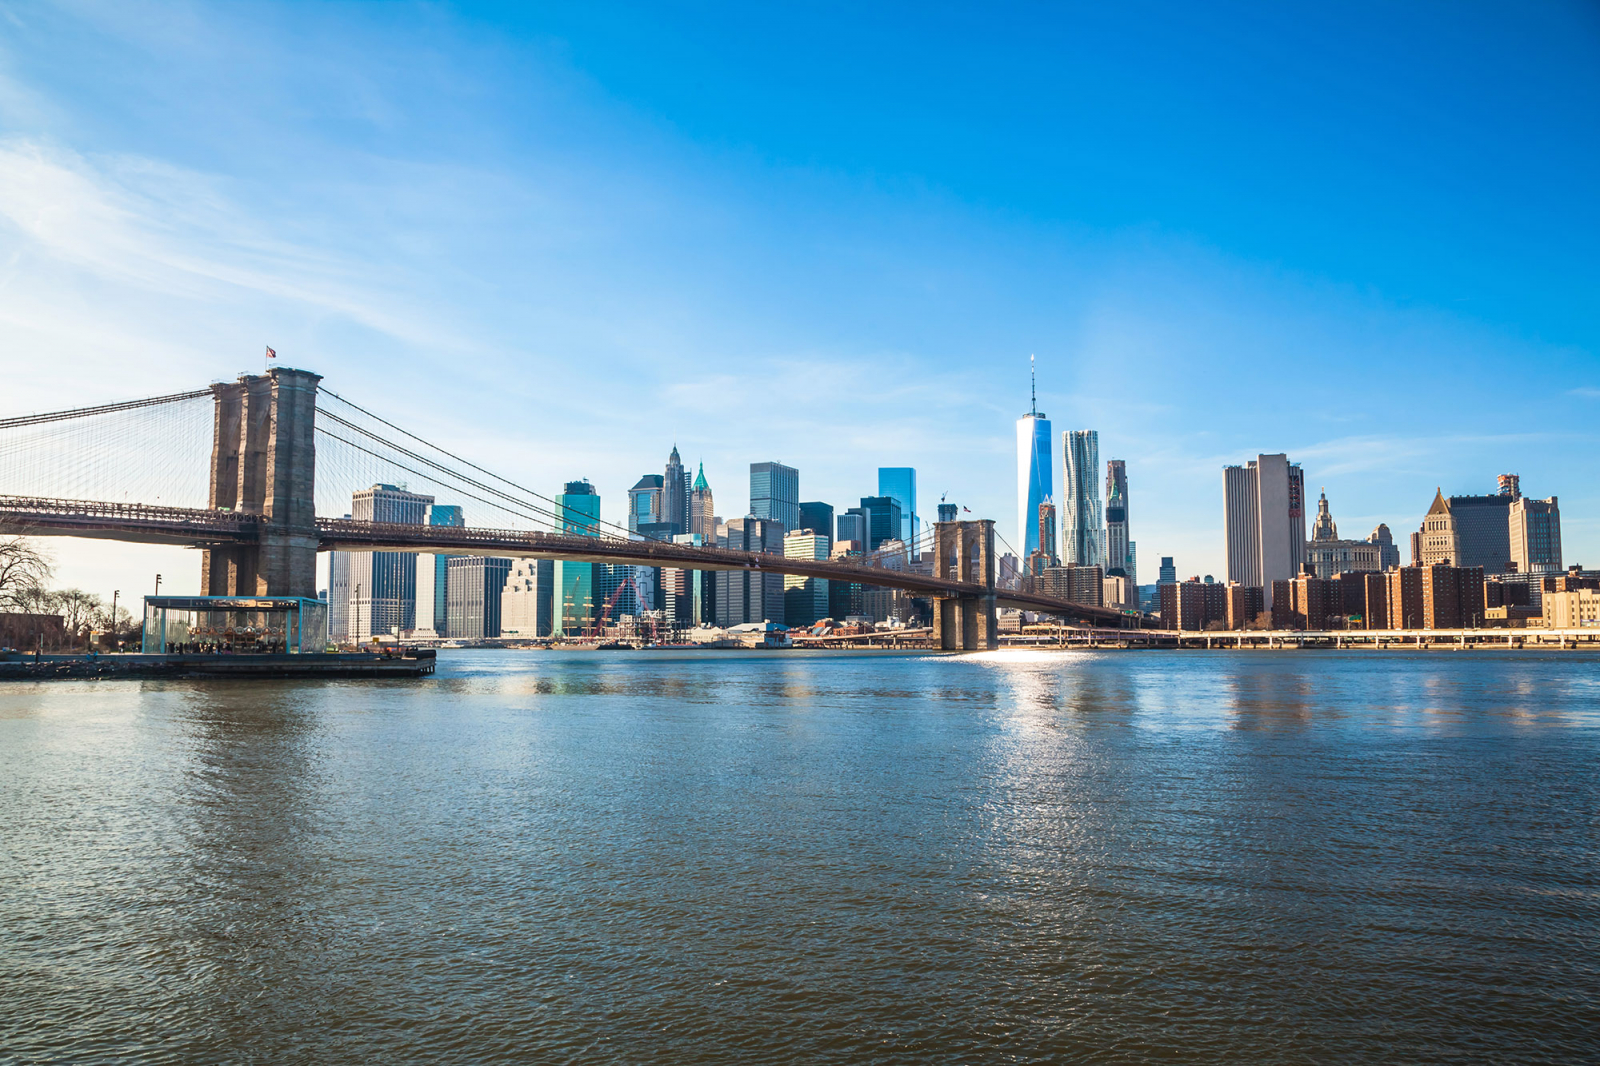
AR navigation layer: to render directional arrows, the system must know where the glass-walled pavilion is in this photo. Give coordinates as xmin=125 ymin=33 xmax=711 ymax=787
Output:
xmin=142 ymin=596 xmax=329 ymax=655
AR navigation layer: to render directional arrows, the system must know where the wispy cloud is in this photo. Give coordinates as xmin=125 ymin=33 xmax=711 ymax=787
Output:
xmin=1568 ymin=387 xmax=1600 ymax=399
xmin=0 ymin=139 xmax=446 ymax=347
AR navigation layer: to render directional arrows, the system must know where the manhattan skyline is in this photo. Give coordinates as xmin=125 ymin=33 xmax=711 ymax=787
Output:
xmin=2 ymin=2 xmax=1596 ymax=597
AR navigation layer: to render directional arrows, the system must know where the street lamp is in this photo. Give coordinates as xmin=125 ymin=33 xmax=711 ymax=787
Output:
xmin=111 ymin=590 xmax=119 ymax=652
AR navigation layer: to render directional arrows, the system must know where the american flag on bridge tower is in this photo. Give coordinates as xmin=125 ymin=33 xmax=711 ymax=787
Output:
xmin=265 ymin=346 xmax=277 ymax=359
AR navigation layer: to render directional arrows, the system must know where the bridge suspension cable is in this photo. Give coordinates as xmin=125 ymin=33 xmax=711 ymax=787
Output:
xmin=315 ymin=386 xmax=644 ymax=541
xmin=313 ymin=424 xmax=574 ymax=532
xmin=0 ymin=388 xmax=214 ymax=431
xmin=0 ymin=387 xmax=214 ymax=509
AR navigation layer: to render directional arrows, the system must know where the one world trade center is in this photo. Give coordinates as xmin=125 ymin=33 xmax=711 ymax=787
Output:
xmin=1016 ymin=356 xmax=1053 ymax=559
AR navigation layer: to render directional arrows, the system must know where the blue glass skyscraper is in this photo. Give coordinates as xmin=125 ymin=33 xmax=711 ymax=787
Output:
xmin=553 ymin=480 xmax=601 ymax=638
xmin=1016 ymin=357 xmax=1053 ymax=559
xmin=428 ymin=504 xmax=464 ymax=636
xmin=877 ymin=467 xmax=918 ymax=557
xmin=749 ymin=461 xmax=799 ymax=531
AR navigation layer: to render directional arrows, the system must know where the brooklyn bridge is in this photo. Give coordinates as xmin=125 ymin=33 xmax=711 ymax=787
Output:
xmin=0 ymin=367 xmax=1151 ymax=649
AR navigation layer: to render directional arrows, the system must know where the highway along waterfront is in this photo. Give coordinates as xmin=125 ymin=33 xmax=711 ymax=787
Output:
xmin=2 ymin=649 xmax=1597 ymax=1063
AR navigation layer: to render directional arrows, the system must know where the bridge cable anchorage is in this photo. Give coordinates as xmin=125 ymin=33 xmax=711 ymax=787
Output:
xmin=315 ymin=387 xmax=645 ymax=542
xmin=0 ymin=388 xmax=214 ymax=430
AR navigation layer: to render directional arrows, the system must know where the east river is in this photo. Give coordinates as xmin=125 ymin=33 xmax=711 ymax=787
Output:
xmin=2 ymin=649 xmax=1597 ymax=1063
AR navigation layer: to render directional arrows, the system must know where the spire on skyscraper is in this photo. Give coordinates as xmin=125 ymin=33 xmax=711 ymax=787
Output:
xmin=1311 ymin=487 xmax=1338 ymax=542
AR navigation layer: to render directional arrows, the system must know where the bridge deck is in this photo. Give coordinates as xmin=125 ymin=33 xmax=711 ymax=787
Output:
xmin=0 ymin=496 xmax=1148 ymax=627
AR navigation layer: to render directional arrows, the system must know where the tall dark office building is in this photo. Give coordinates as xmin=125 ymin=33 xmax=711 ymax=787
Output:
xmin=1105 ymin=459 xmax=1134 ymax=583
xmin=1416 ymin=484 xmax=1518 ymax=574
xmin=750 ymin=461 xmax=799 ymax=531
xmin=857 ymin=496 xmax=903 ymax=551
xmin=798 ymin=501 xmax=834 ymax=545
xmin=717 ymin=518 xmax=785 ymax=625
xmin=662 ymin=446 xmax=688 ymax=535
xmin=446 ymin=556 xmax=513 ymax=639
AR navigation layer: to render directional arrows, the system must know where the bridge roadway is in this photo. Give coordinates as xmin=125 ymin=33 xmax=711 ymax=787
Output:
xmin=0 ymin=495 xmax=1147 ymax=627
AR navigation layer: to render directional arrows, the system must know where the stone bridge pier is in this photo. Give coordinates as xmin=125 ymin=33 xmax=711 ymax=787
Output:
xmin=200 ymin=367 xmax=322 ymax=597
xmin=931 ymin=519 xmax=998 ymax=651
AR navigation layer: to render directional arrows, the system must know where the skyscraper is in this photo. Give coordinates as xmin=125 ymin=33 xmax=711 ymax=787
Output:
xmin=1510 ymin=494 xmax=1562 ymax=575
xmin=783 ymin=529 xmax=830 ymax=627
xmin=1062 ymin=430 xmax=1103 ymax=567
xmin=877 ymin=468 xmax=918 ymax=557
xmin=346 ymin=483 xmax=433 ymax=640
xmin=662 ymin=446 xmax=688 ymax=535
xmin=1016 ymin=358 xmax=1053 ymax=559
xmin=836 ymin=510 xmax=867 ymax=548
xmin=1368 ymin=524 xmax=1402 ymax=570
xmin=628 ymin=475 xmax=664 ymax=533
xmin=750 ymin=461 xmax=799 ymax=531
xmin=500 ymin=558 xmax=553 ymax=637
xmin=446 ymin=556 xmax=513 ymax=639
xmin=1159 ymin=556 xmax=1176 ymax=584
xmin=1416 ymin=487 xmax=1513 ymax=572
xmin=1223 ymin=454 xmax=1307 ymax=588
xmin=423 ymin=503 xmax=463 ymax=637
xmin=552 ymin=479 xmax=601 ymax=638
xmin=798 ymin=501 xmax=834 ymax=547
xmin=689 ymin=463 xmax=716 ymax=543
xmin=717 ymin=518 xmax=785 ymax=625
xmin=857 ymin=496 xmax=903 ymax=551
xmin=1105 ymin=459 xmax=1134 ymax=583
xmin=1036 ymin=498 xmax=1058 ymax=565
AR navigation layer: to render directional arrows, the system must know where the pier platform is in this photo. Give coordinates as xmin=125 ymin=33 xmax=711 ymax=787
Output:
xmin=0 ymin=649 xmax=436 ymax=680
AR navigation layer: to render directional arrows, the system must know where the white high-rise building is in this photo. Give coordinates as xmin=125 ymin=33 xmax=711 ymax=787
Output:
xmin=501 ymin=558 xmax=553 ymax=637
xmin=1016 ymin=358 xmax=1053 ymax=559
xmin=1063 ymin=430 xmax=1103 ymax=568
xmin=1223 ymin=454 xmax=1307 ymax=588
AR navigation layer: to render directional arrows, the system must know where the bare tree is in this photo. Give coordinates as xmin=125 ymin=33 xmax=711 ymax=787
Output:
xmin=92 ymin=602 xmax=137 ymax=643
xmin=53 ymin=589 xmax=104 ymax=644
xmin=0 ymin=536 xmax=53 ymax=611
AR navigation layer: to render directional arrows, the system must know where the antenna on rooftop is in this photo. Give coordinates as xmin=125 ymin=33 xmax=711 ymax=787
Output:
xmin=1030 ymin=353 xmax=1037 ymax=416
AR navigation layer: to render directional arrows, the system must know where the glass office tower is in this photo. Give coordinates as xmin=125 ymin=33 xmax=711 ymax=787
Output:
xmin=427 ymin=504 xmax=464 ymax=637
xmin=553 ymin=480 xmax=601 ymax=638
xmin=877 ymin=467 xmax=918 ymax=558
xmin=749 ymin=461 xmax=799 ymax=531
xmin=1063 ymin=430 xmax=1104 ymax=568
xmin=1017 ymin=411 xmax=1053 ymax=560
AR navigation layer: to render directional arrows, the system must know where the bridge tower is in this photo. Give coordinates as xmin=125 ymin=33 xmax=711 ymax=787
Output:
xmin=931 ymin=519 xmax=998 ymax=651
xmin=200 ymin=368 xmax=322 ymax=597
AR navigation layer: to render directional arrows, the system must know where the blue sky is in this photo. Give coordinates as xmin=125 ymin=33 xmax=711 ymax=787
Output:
xmin=2 ymin=1 xmax=1597 ymax=595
